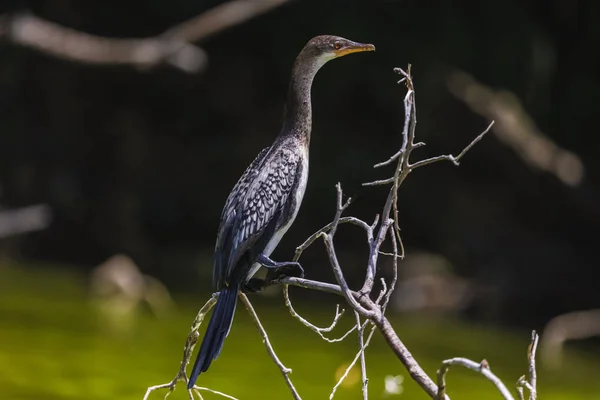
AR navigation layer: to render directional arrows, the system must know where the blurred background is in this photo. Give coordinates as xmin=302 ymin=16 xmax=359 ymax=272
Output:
xmin=1 ymin=0 xmax=599 ymax=399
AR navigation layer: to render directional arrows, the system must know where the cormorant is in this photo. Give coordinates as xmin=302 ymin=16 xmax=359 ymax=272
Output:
xmin=188 ymin=35 xmax=375 ymax=388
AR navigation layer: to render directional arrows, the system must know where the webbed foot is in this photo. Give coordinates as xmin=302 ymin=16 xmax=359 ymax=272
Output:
xmin=257 ymin=253 xmax=304 ymax=279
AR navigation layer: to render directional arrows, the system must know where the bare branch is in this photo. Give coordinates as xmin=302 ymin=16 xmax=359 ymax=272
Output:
xmin=321 ymin=231 xmax=375 ymax=318
xmin=528 ymin=331 xmax=539 ymax=400
xmin=540 ymin=309 xmax=600 ymax=368
xmin=163 ymin=0 xmax=289 ymax=43
xmin=410 ymin=121 xmax=495 ymax=169
xmin=373 ymin=149 xmax=404 ymax=168
xmin=448 ymin=70 xmax=584 ymax=187
xmin=283 ymin=285 xmax=355 ymax=343
xmin=143 ymin=295 xmax=218 ymax=400
xmin=362 ymin=177 xmax=394 ymax=187
xmin=372 ymin=141 xmax=426 ymax=169
xmin=193 ymin=386 xmax=239 ymax=400
xmin=361 ymin=217 xmax=393 ymax=293
xmin=517 ymin=331 xmax=539 ymax=400
xmin=381 ymin=225 xmax=399 ymax=312
xmin=143 ymin=383 xmax=176 ymax=400
xmin=0 ymin=12 xmax=207 ymax=72
xmin=239 ymin=294 xmax=301 ymax=400
xmin=436 ymin=358 xmax=515 ymax=400
xmin=329 ymin=322 xmax=377 ymax=399
xmin=319 ymin=183 xmax=376 ymax=318
xmin=372 ymin=315 xmax=445 ymax=399
xmin=0 ymin=0 xmax=290 ymax=73
xmin=0 ymin=204 xmax=52 ymax=238
xmin=293 ymin=216 xmax=371 ymax=262
xmin=356 ymin=312 xmax=369 ymax=400
xmin=280 ymin=276 xmax=347 ymax=296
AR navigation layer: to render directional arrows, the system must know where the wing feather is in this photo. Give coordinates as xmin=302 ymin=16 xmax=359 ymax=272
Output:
xmin=213 ymin=146 xmax=300 ymax=288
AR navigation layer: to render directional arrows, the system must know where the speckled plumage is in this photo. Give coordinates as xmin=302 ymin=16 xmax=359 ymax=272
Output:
xmin=213 ymin=140 xmax=305 ymax=289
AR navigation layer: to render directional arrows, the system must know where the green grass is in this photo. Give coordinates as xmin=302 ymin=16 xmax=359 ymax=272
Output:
xmin=1 ymin=263 xmax=599 ymax=400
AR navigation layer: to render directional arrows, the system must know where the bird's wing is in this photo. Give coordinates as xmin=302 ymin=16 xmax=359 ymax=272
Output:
xmin=213 ymin=146 xmax=300 ymax=288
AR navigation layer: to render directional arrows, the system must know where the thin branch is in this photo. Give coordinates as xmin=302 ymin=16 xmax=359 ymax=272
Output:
xmin=362 ymin=177 xmax=394 ymax=187
xmin=436 ymin=358 xmax=515 ymax=400
xmin=143 ymin=383 xmax=177 ymax=400
xmin=320 ymin=183 xmax=376 ymax=318
xmin=410 ymin=121 xmax=495 ymax=169
xmin=293 ymin=216 xmax=371 ymax=262
xmin=361 ymin=217 xmax=392 ymax=293
xmin=329 ymin=322 xmax=377 ymax=400
xmin=321 ymin=231 xmax=374 ymax=318
xmin=528 ymin=331 xmax=538 ymax=400
xmin=280 ymin=276 xmax=347 ymax=296
xmin=239 ymin=294 xmax=301 ymax=400
xmin=517 ymin=331 xmax=539 ymax=400
xmin=0 ymin=12 xmax=206 ymax=72
xmin=163 ymin=0 xmax=289 ymax=43
xmin=142 ymin=295 xmax=218 ymax=400
xmin=193 ymin=386 xmax=239 ymax=400
xmin=283 ymin=285 xmax=355 ymax=343
xmin=356 ymin=312 xmax=369 ymax=400
xmin=375 ymin=277 xmax=388 ymax=305
xmin=540 ymin=309 xmax=600 ymax=368
xmin=0 ymin=0 xmax=290 ymax=73
xmin=374 ymin=149 xmax=404 ymax=168
xmin=381 ymin=225 xmax=399 ymax=312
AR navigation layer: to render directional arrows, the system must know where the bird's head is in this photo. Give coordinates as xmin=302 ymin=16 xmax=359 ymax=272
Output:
xmin=297 ymin=35 xmax=375 ymax=68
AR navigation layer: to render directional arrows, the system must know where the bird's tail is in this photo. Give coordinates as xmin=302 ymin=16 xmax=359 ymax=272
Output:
xmin=187 ymin=285 xmax=239 ymax=389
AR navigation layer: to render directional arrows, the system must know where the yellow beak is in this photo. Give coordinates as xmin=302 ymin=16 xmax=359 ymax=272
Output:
xmin=334 ymin=43 xmax=376 ymax=58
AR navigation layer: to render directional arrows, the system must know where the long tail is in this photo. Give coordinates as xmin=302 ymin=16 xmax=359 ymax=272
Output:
xmin=187 ymin=286 xmax=239 ymax=389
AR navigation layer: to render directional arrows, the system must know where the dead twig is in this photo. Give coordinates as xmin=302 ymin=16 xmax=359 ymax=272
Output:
xmin=356 ymin=312 xmax=369 ymax=400
xmin=436 ymin=358 xmax=514 ymax=400
xmin=0 ymin=0 xmax=290 ymax=73
xmin=283 ymin=285 xmax=356 ymax=343
xmin=240 ymin=293 xmax=301 ymax=400
xmin=330 ymin=321 xmax=376 ymax=400
xmin=409 ymin=121 xmax=495 ymax=169
xmin=142 ymin=294 xmax=222 ymax=400
xmin=193 ymin=387 xmax=239 ymax=400
xmin=517 ymin=331 xmax=539 ymax=400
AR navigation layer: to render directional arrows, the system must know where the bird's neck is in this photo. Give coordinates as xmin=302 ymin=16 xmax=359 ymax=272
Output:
xmin=280 ymin=57 xmax=324 ymax=145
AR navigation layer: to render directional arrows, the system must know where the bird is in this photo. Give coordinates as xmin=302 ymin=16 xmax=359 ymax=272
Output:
xmin=187 ymin=35 xmax=375 ymax=389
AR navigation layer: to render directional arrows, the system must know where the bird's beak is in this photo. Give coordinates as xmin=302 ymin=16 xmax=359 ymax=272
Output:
xmin=334 ymin=42 xmax=376 ymax=58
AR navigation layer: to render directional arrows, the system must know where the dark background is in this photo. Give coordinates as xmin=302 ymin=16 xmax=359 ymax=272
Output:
xmin=1 ymin=0 xmax=599 ymax=332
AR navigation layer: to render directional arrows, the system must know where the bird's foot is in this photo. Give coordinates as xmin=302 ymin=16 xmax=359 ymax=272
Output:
xmin=257 ymin=253 xmax=304 ymax=279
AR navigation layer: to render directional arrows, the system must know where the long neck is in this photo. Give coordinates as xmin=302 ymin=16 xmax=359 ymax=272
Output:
xmin=280 ymin=55 xmax=325 ymax=144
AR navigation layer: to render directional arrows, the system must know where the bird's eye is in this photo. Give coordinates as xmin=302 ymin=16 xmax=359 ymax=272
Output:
xmin=333 ymin=41 xmax=342 ymax=50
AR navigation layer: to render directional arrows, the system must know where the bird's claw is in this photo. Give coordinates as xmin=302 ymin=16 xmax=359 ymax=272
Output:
xmin=284 ymin=262 xmax=304 ymax=278
xmin=270 ymin=262 xmax=304 ymax=282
